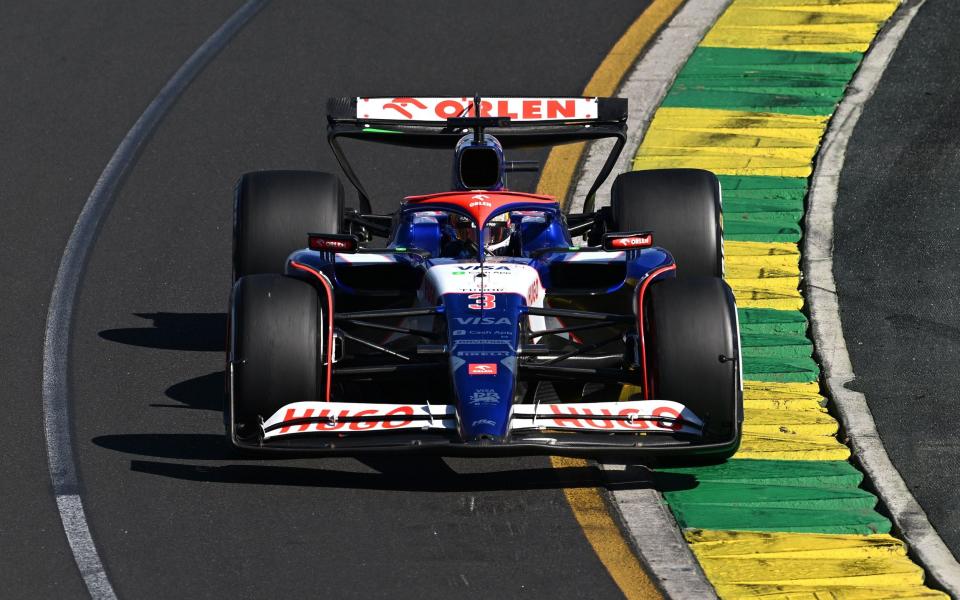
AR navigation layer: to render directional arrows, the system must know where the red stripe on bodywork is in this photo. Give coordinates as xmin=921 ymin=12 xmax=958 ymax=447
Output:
xmin=290 ymin=261 xmax=335 ymax=402
xmin=635 ymin=264 xmax=677 ymax=399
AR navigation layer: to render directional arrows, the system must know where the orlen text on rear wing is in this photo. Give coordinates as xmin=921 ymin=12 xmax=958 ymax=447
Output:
xmin=326 ymin=96 xmax=627 ymax=212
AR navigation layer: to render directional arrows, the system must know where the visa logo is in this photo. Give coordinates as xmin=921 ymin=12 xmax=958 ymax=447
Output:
xmin=455 ymin=317 xmax=513 ymax=325
xmin=459 ymin=265 xmax=511 ymax=271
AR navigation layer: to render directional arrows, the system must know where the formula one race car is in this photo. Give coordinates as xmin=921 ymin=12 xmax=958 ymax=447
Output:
xmin=226 ymin=95 xmax=742 ymax=460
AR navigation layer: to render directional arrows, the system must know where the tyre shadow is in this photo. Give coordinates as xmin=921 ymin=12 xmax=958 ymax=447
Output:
xmin=158 ymin=371 xmax=223 ymax=411
xmin=99 ymin=312 xmax=226 ymax=352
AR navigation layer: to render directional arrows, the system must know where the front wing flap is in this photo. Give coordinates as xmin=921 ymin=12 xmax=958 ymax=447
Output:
xmin=233 ymin=400 xmax=735 ymax=458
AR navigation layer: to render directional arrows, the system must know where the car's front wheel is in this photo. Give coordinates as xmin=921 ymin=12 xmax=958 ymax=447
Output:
xmin=228 ymin=274 xmax=325 ymax=439
xmin=646 ymin=276 xmax=741 ymax=460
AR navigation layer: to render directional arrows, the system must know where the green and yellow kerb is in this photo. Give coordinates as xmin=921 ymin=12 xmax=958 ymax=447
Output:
xmin=634 ymin=1 xmax=947 ymax=597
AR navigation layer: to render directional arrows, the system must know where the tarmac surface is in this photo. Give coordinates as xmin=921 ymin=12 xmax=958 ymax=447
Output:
xmin=0 ymin=1 xmax=650 ymax=597
xmin=835 ymin=0 xmax=960 ymax=564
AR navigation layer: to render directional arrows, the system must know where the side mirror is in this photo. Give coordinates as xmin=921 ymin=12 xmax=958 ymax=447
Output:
xmin=308 ymin=233 xmax=361 ymax=253
xmin=602 ymin=231 xmax=653 ymax=251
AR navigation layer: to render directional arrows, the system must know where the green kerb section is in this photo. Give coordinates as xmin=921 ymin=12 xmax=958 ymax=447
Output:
xmin=738 ymin=307 xmax=807 ymax=335
xmin=660 ymin=46 xmax=863 ymax=116
xmin=656 ymin=460 xmax=892 ymax=535
xmin=722 ymin=175 xmax=807 ymax=242
xmin=740 ymin=309 xmax=819 ymax=379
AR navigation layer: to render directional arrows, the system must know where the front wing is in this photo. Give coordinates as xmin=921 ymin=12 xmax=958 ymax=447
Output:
xmin=231 ymin=400 xmax=740 ymax=459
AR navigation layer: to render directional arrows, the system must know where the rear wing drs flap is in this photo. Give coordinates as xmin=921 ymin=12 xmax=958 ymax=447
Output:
xmin=326 ymin=96 xmax=628 ymax=212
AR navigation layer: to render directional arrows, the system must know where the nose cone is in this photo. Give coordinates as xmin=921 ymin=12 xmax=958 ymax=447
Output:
xmin=444 ymin=292 xmax=523 ymax=441
xmin=453 ymin=357 xmax=517 ymax=441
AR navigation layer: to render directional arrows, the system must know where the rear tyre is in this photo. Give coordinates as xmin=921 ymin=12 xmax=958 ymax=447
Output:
xmin=234 ymin=170 xmax=344 ymax=279
xmin=229 ymin=274 xmax=323 ymax=438
xmin=610 ymin=169 xmax=722 ymax=278
xmin=647 ymin=277 xmax=741 ymax=460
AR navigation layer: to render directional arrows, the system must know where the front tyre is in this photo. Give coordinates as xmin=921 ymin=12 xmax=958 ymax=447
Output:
xmin=228 ymin=274 xmax=324 ymax=440
xmin=647 ymin=277 xmax=741 ymax=460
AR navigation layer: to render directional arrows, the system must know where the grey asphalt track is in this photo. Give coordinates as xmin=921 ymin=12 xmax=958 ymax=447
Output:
xmin=1 ymin=1 xmax=651 ymax=598
xmin=835 ymin=0 xmax=960 ymax=564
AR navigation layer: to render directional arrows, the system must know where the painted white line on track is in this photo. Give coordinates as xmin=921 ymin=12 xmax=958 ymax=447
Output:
xmin=569 ymin=0 xmax=733 ymax=597
xmin=568 ymin=0 xmax=732 ymax=215
xmin=804 ymin=0 xmax=960 ymax=596
xmin=40 ymin=2 xmax=268 ymax=598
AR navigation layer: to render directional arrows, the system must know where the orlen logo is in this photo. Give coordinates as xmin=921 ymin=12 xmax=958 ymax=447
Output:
xmin=610 ymin=234 xmax=652 ymax=248
xmin=381 ymin=97 xmax=428 ymax=119
xmin=310 ymin=238 xmax=350 ymax=250
xmin=602 ymin=232 xmax=653 ymax=251
xmin=468 ymin=363 xmax=498 ymax=375
xmin=469 ymin=194 xmax=492 ymax=208
xmin=308 ymin=234 xmax=358 ymax=253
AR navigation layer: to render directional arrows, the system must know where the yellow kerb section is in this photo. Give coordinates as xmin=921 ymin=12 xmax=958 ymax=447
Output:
xmin=701 ymin=0 xmax=900 ymax=53
xmin=621 ymin=380 xmax=848 ymax=460
xmin=741 ymin=381 xmax=849 ymax=461
xmin=685 ymin=529 xmax=949 ymax=598
xmin=634 ymin=108 xmax=829 ymax=178
xmin=727 ymin=240 xmax=804 ymax=311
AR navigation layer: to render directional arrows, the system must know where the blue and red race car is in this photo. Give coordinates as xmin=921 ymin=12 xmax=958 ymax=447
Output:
xmin=226 ymin=96 xmax=742 ymax=461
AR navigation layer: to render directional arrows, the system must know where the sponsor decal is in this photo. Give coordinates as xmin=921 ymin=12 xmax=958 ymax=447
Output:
xmin=380 ymin=97 xmax=428 ymax=119
xmin=602 ymin=232 xmax=653 ymax=251
xmin=455 ymin=316 xmax=512 ymax=325
xmin=451 ymin=329 xmax=467 ymax=336
xmin=263 ymin=402 xmax=457 ymax=438
xmin=278 ymin=405 xmax=415 ymax=433
xmin=508 ymin=401 xmax=702 ymax=435
xmin=308 ymin=233 xmax=360 ymax=253
xmin=526 ymin=277 xmax=542 ymax=305
xmin=469 ymin=194 xmax=492 ymax=208
xmin=468 ymin=388 xmax=500 ymax=406
xmin=460 ymin=265 xmax=510 ymax=273
xmin=471 ymin=419 xmax=497 ymax=428
xmin=453 ymin=339 xmax=514 ymax=346
xmin=359 ymin=97 xmax=597 ymax=122
xmin=468 ymin=363 xmax=498 ymax=375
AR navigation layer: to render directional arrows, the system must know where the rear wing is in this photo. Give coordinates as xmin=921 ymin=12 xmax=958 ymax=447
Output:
xmin=326 ymin=96 xmax=628 ymax=212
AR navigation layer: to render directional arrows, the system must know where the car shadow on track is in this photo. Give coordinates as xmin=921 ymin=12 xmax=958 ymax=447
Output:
xmin=99 ymin=312 xmax=226 ymax=352
xmin=90 ymin=434 xmax=697 ymax=493
xmin=159 ymin=370 xmax=223 ymax=411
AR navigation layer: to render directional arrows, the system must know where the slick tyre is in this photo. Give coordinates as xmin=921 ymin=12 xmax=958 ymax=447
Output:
xmin=234 ymin=170 xmax=344 ymax=279
xmin=647 ymin=277 xmax=741 ymax=459
xmin=229 ymin=274 xmax=323 ymax=438
xmin=610 ymin=169 xmax=723 ymax=278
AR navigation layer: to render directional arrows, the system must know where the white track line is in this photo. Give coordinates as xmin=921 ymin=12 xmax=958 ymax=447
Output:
xmin=804 ymin=0 xmax=960 ymax=596
xmin=40 ymin=2 xmax=268 ymax=598
xmin=574 ymin=1 xmax=733 ymax=597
